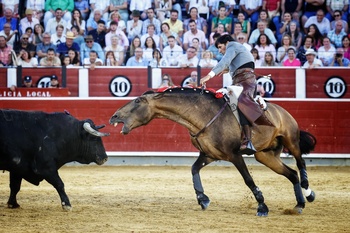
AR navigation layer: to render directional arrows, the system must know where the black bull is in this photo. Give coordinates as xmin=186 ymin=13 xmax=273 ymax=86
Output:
xmin=0 ymin=109 xmax=109 ymax=211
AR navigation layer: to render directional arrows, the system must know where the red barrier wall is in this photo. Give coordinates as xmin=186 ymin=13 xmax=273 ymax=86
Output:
xmin=1 ymin=98 xmax=349 ymax=154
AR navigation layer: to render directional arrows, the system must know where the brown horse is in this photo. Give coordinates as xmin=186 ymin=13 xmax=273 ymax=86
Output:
xmin=109 ymin=88 xmax=316 ymax=216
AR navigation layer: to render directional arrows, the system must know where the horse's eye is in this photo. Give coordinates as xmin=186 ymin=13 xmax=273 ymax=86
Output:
xmin=134 ymin=98 xmax=140 ymax=103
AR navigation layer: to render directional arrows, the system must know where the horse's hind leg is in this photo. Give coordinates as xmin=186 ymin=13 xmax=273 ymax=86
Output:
xmin=191 ymin=152 xmax=213 ymax=210
xmin=255 ymin=151 xmax=306 ymax=213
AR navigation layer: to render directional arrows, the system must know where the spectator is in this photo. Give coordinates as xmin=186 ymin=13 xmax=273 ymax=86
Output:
xmin=129 ymin=0 xmax=152 ymax=20
xmin=231 ymin=22 xmax=247 ymax=42
xmin=192 ymin=37 xmax=203 ymax=59
xmin=0 ymin=35 xmax=13 ymax=66
xmin=304 ymin=9 xmax=331 ymax=36
xmin=159 ymin=22 xmax=182 ymax=52
xmin=60 ymin=52 xmax=72 ymax=66
xmin=0 ymin=23 xmax=17 ymax=47
xmin=184 ymin=70 xmax=198 ymax=87
xmin=329 ymin=47 xmax=350 ymax=66
xmin=67 ymin=48 xmax=80 ymax=66
xmin=89 ymin=0 xmax=109 ymax=22
xmin=50 ymin=24 xmax=66 ymax=46
xmin=105 ymin=21 xmax=129 ymax=50
xmin=341 ymin=35 xmax=350 ymax=60
xmin=26 ymin=0 xmax=45 ymax=21
xmin=276 ymin=34 xmax=296 ymax=63
xmin=317 ymin=36 xmax=336 ymax=66
xmin=248 ymin=20 xmax=277 ymax=47
xmin=126 ymin=47 xmax=149 ymax=66
xmin=2 ymin=2 xmax=18 ymax=16
xmin=207 ymin=33 xmax=222 ymax=62
xmin=262 ymin=0 xmax=281 ymax=32
xmin=104 ymin=50 xmax=119 ymax=66
xmin=125 ymin=36 xmax=141 ymax=63
xmin=259 ymin=9 xmax=277 ymax=37
xmin=306 ymin=23 xmax=323 ymax=50
xmin=127 ymin=10 xmax=143 ymax=41
xmin=327 ymin=20 xmax=347 ymax=48
xmin=141 ymin=24 xmax=160 ymax=48
xmin=183 ymin=19 xmax=207 ymax=50
xmin=24 ymin=27 xmax=34 ymax=43
xmin=239 ymin=0 xmax=262 ymax=29
xmin=32 ymin=24 xmax=44 ymax=46
xmin=10 ymin=76 xmax=35 ymax=91
xmin=251 ymin=48 xmax=262 ymax=67
xmin=183 ymin=7 xmax=207 ymax=35
xmin=236 ymin=12 xmax=251 ymax=36
xmin=74 ymin=0 xmax=89 ymax=20
xmin=45 ymin=8 xmax=68 ymax=35
xmin=143 ymin=36 xmax=157 ymax=62
xmin=87 ymin=9 xmax=104 ymax=32
xmin=149 ymin=48 xmax=169 ymax=67
xmin=211 ymin=6 xmax=232 ymax=34
xmin=256 ymin=83 xmax=272 ymax=97
xmin=330 ymin=10 xmax=348 ymax=33
xmin=301 ymin=0 xmax=326 ymax=31
xmin=104 ymin=35 xmax=124 ymax=66
xmin=154 ymin=0 xmax=173 ymax=22
xmin=186 ymin=0 xmax=209 ymax=20
xmin=282 ymin=47 xmax=301 ymax=66
xmin=13 ymin=34 xmax=36 ymax=57
xmin=88 ymin=20 xmax=106 ymax=48
xmin=278 ymin=12 xmax=293 ymax=45
xmin=83 ymin=50 xmax=103 ymax=69
xmin=44 ymin=1 xmax=73 ymax=29
xmin=178 ymin=46 xmax=199 ymax=67
xmin=49 ymin=75 xmax=60 ymax=88
xmin=80 ymin=35 xmax=105 ymax=63
xmin=0 ymin=8 xmax=18 ymax=31
xmin=15 ymin=49 xmax=38 ymax=67
xmin=158 ymin=74 xmax=174 ymax=88
xmin=172 ymin=0 xmax=183 ymax=21
xmin=280 ymin=0 xmax=303 ymax=23
xmin=71 ymin=25 xmax=85 ymax=46
xmin=20 ymin=8 xmax=40 ymax=35
xmin=325 ymin=0 xmax=349 ymax=22
xmin=209 ymin=23 xmax=228 ymax=45
xmin=162 ymin=35 xmax=184 ymax=66
xmin=109 ymin=0 xmax=129 ymax=25
xmin=260 ymin=51 xmax=278 ymax=66
xmin=142 ymin=8 xmax=161 ymax=35
xmin=163 ymin=9 xmax=184 ymax=38
xmin=254 ymin=33 xmax=277 ymax=62
xmin=302 ymin=48 xmax=323 ymax=68
xmin=107 ymin=11 xmax=126 ymax=33
xmin=40 ymin=48 xmax=61 ymax=66
xmin=282 ymin=20 xmax=302 ymax=50
xmin=297 ymin=35 xmax=316 ymax=64
xmin=67 ymin=9 xmax=86 ymax=35
xmin=236 ymin=33 xmax=252 ymax=51
xmin=199 ymin=50 xmax=218 ymax=68
xmin=57 ymin=31 xmax=80 ymax=57
xmin=36 ymin=32 xmax=57 ymax=62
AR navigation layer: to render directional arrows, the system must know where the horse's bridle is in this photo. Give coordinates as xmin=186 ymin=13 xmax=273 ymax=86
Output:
xmin=190 ymin=101 xmax=228 ymax=152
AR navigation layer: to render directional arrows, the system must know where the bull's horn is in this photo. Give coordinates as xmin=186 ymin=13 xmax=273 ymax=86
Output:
xmin=83 ymin=122 xmax=110 ymax=137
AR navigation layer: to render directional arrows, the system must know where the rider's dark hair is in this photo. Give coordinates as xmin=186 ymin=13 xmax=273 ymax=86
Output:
xmin=215 ymin=35 xmax=234 ymax=48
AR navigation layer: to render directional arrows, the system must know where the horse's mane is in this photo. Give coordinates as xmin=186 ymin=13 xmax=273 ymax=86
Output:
xmin=143 ymin=87 xmax=220 ymax=100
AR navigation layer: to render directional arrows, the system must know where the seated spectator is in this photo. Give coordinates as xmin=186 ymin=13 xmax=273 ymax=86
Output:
xmin=318 ymin=37 xmax=336 ymax=66
xmin=61 ymin=53 xmax=72 ymax=66
xmin=0 ymin=8 xmax=18 ymax=31
xmin=83 ymin=50 xmax=103 ymax=69
xmin=276 ymin=34 xmax=296 ymax=64
xmin=88 ymin=20 xmax=106 ymax=48
xmin=45 ymin=8 xmax=68 ymax=35
xmin=0 ymin=23 xmax=17 ymax=47
xmin=141 ymin=24 xmax=160 ymax=49
xmin=277 ymin=12 xmax=293 ymax=45
xmin=163 ymin=9 xmax=183 ymax=38
xmin=183 ymin=19 xmax=206 ymax=51
xmin=178 ymin=47 xmax=199 ymax=68
xmin=88 ymin=0 xmax=109 ymax=22
xmin=10 ymin=76 xmax=35 ymax=91
xmin=80 ymin=35 xmax=105 ymax=63
xmin=240 ymin=0 xmax=262 ymax=29
xmin=282 ymin=20 xmax=302 ymax=51
xmin=302 ymin=48 xmax=323 ymax=68
xmin=297 ymin=35 xmax=316 ymax=64
xmin=192 ymin=37 xmax=203 ymax=59
xmin=183 ymin=7 xmax=207 ymax=35
xmin=159 ymin=22 xmax=182 ymax=52
xmin=49 ymin=75 xmax=60 ymax=88
xmin=32 ymin=23 xmax=44 ymax=46
xmin=329 ymin=47 xmax=350 ymax=66
xmin=57 ymin=31 xmax=80 ymax=57
xmin=341 ymin=35 xmax=350 ymax=60
xmin=183 ymin=70 xmax=198 ymax=87
xmin=104 ymin=35 xmax=125 ymax=66
xmin=326 ymin=0 xmax=348 ymax=22
xmin=330 ymin=10 xmax=348 ymax=33
xmin=71 ymin=26 xmax=85 ymax=46
xmin=327 ymin=20 xmax=347 ymax=48
xmin=126 ymin=47 xmax=149 ymax=66
xmin=109 ymin=0 xmax=129 ymax=25
xmin=44 ymin=2 xmax=73 ymax=29
xmin=186 ymin=0 xmax=209 ymax=20
xmin=254 ymin=33 xmax=277 ymax=62
xmin=87 ymin=9 xmax=104 ymax=32
xmin=74 ymin=0 xmax=90 ymax=20
xmin=306 ymin=24 xmax=323 ymax=50
xmin=67 ymin=9 xmax=86 ymax=35
xmin=251 ymin=48 xmax=262 ymax=67
xmin=36 ymin=32 xmax=57 ymax=62
xmin=236 ymin=12 xmax=251 ymax=36
xmin=106 ymin=11 xmax=126 ymax=33
xmin=301 ymin=2 xmax=327 ymax=32
xmin=237 ymin=33 xmax=252 ymax=51
xmin=67 ymin=48 xmax=80 ymax=66
xmin=0 ymin=35 xmax=13 ymax=66
xmin=208 ymin=32 xmax=223 ymax=62
xmin=158 ymin=74 xmax=174 ymax=88
xmin=40 ymin=48 xmax=61 ymax=66
xmin=260 ymin=51 xmax=278 ymax=66
xmin=303 ymin=9 xmax=330 ymax=36
xmin=129 ymin=0 xmax=152 ymax=20
xmin=231 ymin=22 xmax=248 ymax=43
xmin=20 ymin=8 xmax=40 ymax=35
xmin=281 ymin=0 xmax=303 ymax=23
xmin=258 ymin=9 xmax=277 ymax=37
xmin=162 ymin=35 xmax=184 ymax=66
xmin=209 ymin=23 xmax=228 ymax=46
xmin=126 ymin=10 xmax=143 ymax=41
xmin=105 ymin=21 xmax=129 ymax=51
xmin=262 ymin=0 xmax=280 ymax=33
xmin=143 ymin=36 xmax=157 ymax=62
xmin=142 ymin=8 xmax=162 ymax=35
xmin=24 ymin=27 xmax=34 ymax=43
xmin=248 ymin=20 xmax=277 ymax=47
xmin=199 ymin=50 xmax=218 ymax=68
xmin=104 ymin=51 xmax=119 ymax=66
xmin=125 ymin=36 xmax=142 ymax=63
xmin=13 ymin=34 xmax=36 ymax=57
xmin=50 ymin=24 xmax=66 ymax=46
xmin=26 ymin=0 xmax=45 ymax=21
xmin=154 ymin=0 xmax=172 ymax=22
xmin=282 ymin=47 xmax=301 ymax=66
xmin=15 ymin=49 xmax=38 ymax=67
xmin=149 ymin=48 xmax=169 ymax=67
xmin=211 ymin=6 xmax=232 ymax=35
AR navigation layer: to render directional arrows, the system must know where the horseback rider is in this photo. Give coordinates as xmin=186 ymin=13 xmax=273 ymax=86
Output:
xmin=200 ymin=34 xmax=262 ymax=155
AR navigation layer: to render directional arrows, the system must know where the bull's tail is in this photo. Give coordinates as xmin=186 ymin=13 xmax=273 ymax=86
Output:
xmin=299 ymin=130 xmax=317 ymax=155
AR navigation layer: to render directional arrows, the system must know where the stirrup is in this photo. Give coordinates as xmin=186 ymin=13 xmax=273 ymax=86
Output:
xmin=239 ymin=140 xmax=256 ymax=155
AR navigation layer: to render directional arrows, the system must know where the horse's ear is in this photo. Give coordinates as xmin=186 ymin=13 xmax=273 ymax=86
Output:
xmin=142 ymin=90 xmax=155 ymax=95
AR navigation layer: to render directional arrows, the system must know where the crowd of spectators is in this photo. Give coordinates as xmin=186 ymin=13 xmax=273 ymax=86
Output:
xmin=0 ymin=0 xmax=350 ymax=69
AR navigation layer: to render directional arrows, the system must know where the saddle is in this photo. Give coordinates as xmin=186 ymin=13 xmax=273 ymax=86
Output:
xmin=216 ymin=86 xmax=274 ymax=127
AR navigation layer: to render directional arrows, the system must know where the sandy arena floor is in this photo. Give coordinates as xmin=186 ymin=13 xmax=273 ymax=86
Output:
xmin=0 ymin=165 xmax=349 ymax=233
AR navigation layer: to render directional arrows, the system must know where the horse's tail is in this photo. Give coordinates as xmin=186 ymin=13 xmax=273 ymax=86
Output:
xmin=299 ymin=130 xmax=317 ymax=155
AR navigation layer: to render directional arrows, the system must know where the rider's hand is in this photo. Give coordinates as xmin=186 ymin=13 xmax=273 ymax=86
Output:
xmin=200 ymin=75 xmax=211 ymax=86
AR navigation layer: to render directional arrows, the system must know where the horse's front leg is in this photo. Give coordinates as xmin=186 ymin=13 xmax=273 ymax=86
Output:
xmin=191 ymin=152 xmax=213 ymax=210
xmin=296 ymin=158 xmax=316 ymax=202
xmin=230 ymin=155 xmax=269 ymax=216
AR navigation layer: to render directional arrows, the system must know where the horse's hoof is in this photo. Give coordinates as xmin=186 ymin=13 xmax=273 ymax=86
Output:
xmin=200 ymin=199 xmax=210 ymax=210
xmin=7 ymin=203 xmax=20 ymax=209
xmin=197 ymin=193 xmax=210 ymax=210
xmin=62 ymin=205 xmax=72 ymax=211
xmin=256 ymin=203 xmax=269 ymax=217
xmin=294 ymin=206 xmax=303 ymax=214
xmin=256 ymin=212 xmax=268 ymax=217
xmin=306 ymin=190 xmax=316 ymax=202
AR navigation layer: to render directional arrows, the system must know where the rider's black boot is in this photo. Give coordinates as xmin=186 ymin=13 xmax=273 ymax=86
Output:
xmin=239 ymin=125 xmax=256 ymax=155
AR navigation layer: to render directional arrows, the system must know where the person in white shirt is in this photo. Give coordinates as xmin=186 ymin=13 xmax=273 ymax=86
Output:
xmin=127 ymin=10 xmax=143 ymax=41
xmin=105 ymin=21 xmax=129 ymax=51
xmin=45 ymin=8 xmax=68 ymax=35
xmin=304 ymin=9 xmax=331 ymax=36
xmin=141 ymin=24 xmax=160 ymax=48
xmin=178 ymin=46 xmax=199 ymax=67
xmin=89 ymin=0 xmax=110 ymax=22
xmin=163 ymin=35 xmax=184 ymax=66
xmin=20 ymin=8 xmax=39 ymax=34
xmin=83 ymin=50 xmax=103 ymax=70
xmin=183 ymin=19 xmax=207 ymax=51
xmin=129 ymin=0 xmax=152 ymax=20
xmin=302 ymin=48 xmax=323 ymax=68
xmin=0 ymin=23 xmax=17 ymax=47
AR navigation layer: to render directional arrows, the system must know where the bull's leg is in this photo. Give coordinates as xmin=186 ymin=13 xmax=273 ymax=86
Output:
xmin=191 ymin=152 xmax=213 ymax=210
xmin=7 ymin=172 xmax=22 ymax=208
xmin=229 ymin=154 xmax=269 ymax=216
xmin=44 ymin=171 xmax=71 ymax=211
